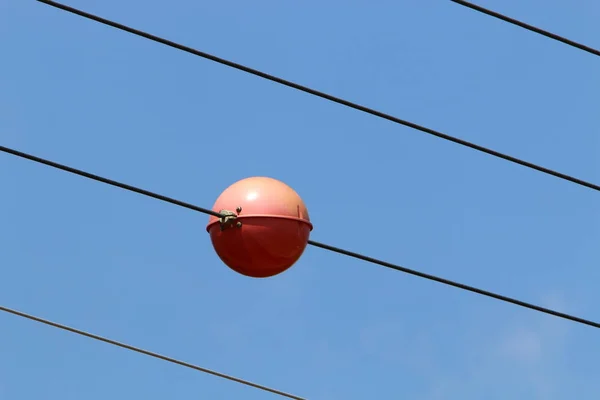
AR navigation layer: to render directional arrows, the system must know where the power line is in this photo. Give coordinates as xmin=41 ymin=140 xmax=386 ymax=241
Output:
xmin=36 ymin=0 xmax=600 ymax=195
xmin=451 ymin=0 xmax=600 ymax=57
xmin=0 ymin=145 xmax=222 ymax=218
xmin=0 ymin=304 xmax=306 ymax=399
xmin=307 ymin=240 xmax=600 ymax=328
xmin=2 ymin=144 xmax=599 ymax=330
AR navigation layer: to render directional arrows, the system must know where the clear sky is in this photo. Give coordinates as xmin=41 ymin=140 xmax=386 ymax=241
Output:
xmin=1 ymin=0 xmax=600 ymax=399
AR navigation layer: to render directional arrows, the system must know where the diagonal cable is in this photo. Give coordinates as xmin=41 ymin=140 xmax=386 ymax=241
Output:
xmin=451 ymin=0 xmax=600 ymax=57
xmin=35 ymin=0 xmax=600 ymax=194
xmin=0 ymin=304 xmax=305 ymax=399
xmin=2 ymin=144 xmax=599 ymax=329
xmin=0 ymin=145 xmax=222 ymax=218
xmin=307 ymin=240 xmax=600 ymax=328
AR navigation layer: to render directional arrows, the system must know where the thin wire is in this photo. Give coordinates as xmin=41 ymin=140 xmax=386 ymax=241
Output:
xmin=451 ymin=0 xmax=600 ymax=57
xmin=2 ymin=144 xmax=599 ymax=330
xmin=36 ymin=0 xmax=600 ymax=194
xmin=307 ymin=240 xmax=600 ymax=329
xmin=0 ymin=305 xmax=306 ymax=399
xmin=0 ymin=145 xmax=222 ymax=218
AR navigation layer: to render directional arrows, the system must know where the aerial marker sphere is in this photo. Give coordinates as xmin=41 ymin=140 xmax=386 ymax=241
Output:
xmin=206 ymin=177 xmax=313 ymax=278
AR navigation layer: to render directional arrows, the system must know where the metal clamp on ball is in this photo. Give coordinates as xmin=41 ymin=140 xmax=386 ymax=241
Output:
xmin=218 ymin=207 xmax=243 ymax=231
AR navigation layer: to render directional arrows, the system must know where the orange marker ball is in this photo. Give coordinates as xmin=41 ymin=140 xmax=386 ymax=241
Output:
xmin=206 ymin=177 xmax=313 ymax=278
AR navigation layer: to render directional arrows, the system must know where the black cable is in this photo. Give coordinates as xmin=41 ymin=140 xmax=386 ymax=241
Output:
xmin=307 ymin=240 xmax=600 ymax=328
xmin=2 ymin=144 xmax=598 ymax=330
xmin=451 ymin=0 xmax=600 ymax=57
xmin=0 ymin=145 xmax=222 ymax=218
xmin=36 ymin=0 xmax=600 ymax=194
xmin=0 ymin=305 xmax=306 ymax=399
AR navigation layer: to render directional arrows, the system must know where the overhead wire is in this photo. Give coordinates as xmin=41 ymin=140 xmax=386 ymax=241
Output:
xmin=0 ymin=304 xmax=306 ymax=400
xmin=36 ymin=0 xmax=600 ymax=195
xmin=2 ymin=144 xmax=599 ymax=330
xmin=0 ymin=145 xmax=222 ymax=218
xmin=307 ymin=241 xmax=600 ymax=328
xmin=451 ymin=0 xmax=600 ymax=57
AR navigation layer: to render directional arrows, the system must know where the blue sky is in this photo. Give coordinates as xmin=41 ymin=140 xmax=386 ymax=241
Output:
xmin=1 ymin=0 xmax=600 ymax=398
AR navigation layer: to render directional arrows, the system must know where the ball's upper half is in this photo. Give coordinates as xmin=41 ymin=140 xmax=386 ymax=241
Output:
xmin=207 ymin=177 xmax=312 ymax=278
xmin=206 ymin=176 xmax=311 ymax=229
